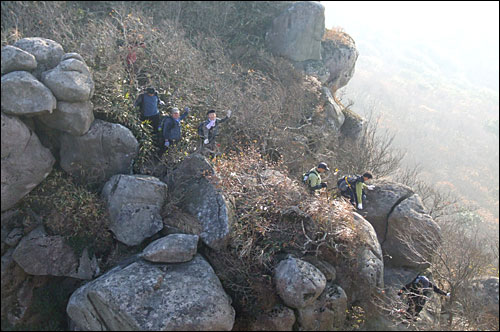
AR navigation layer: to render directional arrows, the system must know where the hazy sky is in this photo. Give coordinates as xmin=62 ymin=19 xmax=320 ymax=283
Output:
xmin=322 ymin=1 xmax=500 ymax=72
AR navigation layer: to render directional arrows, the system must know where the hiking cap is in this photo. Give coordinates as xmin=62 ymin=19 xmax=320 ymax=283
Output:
xmin=171 ymin=107 xmax=180 ymax=113
xmin=146 ymin=87 xmax=155 ymax=94
xmin=318 ymin=162 xmax=330 ymax=171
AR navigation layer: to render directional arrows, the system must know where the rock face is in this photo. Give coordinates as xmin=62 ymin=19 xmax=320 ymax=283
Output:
xmin=335 ymin=212 xmax=384 ymax=315
xmin=266 ymin=1 xmax=325 ymax=62
xmin=166 ymin=154 xmax=234 ymax=250
xmin=102 ymin=174 xmax=167 ymax=246
xmin=12 ymin=226 xmax=99 ymax=279
xmin=363 ymin=181 xmax=441 ymax=269
xmin=249 ymin=305 xmax=296 ymax=331
xmin=274 ymin=256 xmax=327 ymax=309
xmin=67 ymin=254 xmax=235 ymax=331
xmin=60 ymin=119 xmax=139 ymax=184
xmin=1 ymin=112 xmax=55 ymax=212
xmin=1 ymin=71 xmax=57 ymax=116
xmin=1 ymin=45 xmax=37 ymax=75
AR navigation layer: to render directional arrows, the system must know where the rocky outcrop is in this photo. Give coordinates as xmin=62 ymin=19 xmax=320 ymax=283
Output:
xmin=166 ymin=154 xmax=234 ymax=250
xmin=466 ymin=277 xmax=499 ymax=317
xmin=13 ymin=37 xmax=64 ymax=79
xmin=321 ymin=37 xmax=359 ymax=92
xmin=1 ymin=45 xmax=37 ymax=75
xmin=274 ymin=256 xmax=327 ymax=309
xmin=12 ymin=225 xmax=99 ymax=280
xmin=1 ymin=71 xmax=57 ymax=116
xmin=1 ymin=112 xmax=55 ymax=212
xmin=102 ymin=174 xmax=167 ymax=246
xmin=60 ymin=119 xmax=139 ymax=184
xmin=363 ymin=181 xmax=441 ymax=269
xmin=67 ymin=254 xmax=235 ymax=331
xmin=266 ymin=1 xmax=325 ymax=62
xmin=141 ymin=233 xmax=199 ymax=263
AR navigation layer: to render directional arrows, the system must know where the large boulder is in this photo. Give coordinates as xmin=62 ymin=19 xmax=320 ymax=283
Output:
xmin=59 ymin=119 xmax=139 ymax=184
xmin=41 ymin=57 xmax=94 ymax=102
xmin=166 ymin=154 xmax=234 ymax=250
xmin=37 ymin=100 xmax=94 ymax=136
xmin=319 ymin=86 xmax=345 ymax=132
xmin=1 ymin=71 xmax=57 ymax=116
xmin=266 ymin=1 xmax=325 ymax=62
xmin=384 ymin=194 xmax=441 ymax=268
xmin=12 ymin=225 xmax=99 ymax=279
xmin=13 ymin=37 xmax=64 ymax=78
xmin=274 ymin=256 xmax=327 ymax=309
xmin=67 ymin=254 xmax=235 ymax=331
xmin=321 ymin=37 xmax=359 ymax=92
xmin=1 ymin=112 xmax=55 ymax=212
xmin=1 ymin=45 xmax=37 ymax=75
xmin=340 ymin=107 xmax=365 ymax=142
xmin=102 ymin=174 xmax=167 ymax=246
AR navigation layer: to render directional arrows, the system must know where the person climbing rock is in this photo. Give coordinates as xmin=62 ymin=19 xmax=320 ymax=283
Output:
xmin=197 ymin=109 xmax=232 ymax=156
xmin=159 ymin=106 xmax=190 ymax=154
xmin=398 ymin=275 xmax=450 ymax=320
xmin=337 ymin=172 xmax=375 ymax=210
xmin=134 ymin=87 xmax=165 ymax=133
xmin=303 ymin=162 xmax=329 ymax=193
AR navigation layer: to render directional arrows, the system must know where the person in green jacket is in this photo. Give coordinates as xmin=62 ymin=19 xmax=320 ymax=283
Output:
xmin=337 ymin=172 xmax=375 ymax=210
xmin=304 ymin=162 xmax=330 ymax=193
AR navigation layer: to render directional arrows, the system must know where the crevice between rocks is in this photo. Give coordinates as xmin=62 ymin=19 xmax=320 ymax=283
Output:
xmin=381 ymin=193 xmax=414 ymax=246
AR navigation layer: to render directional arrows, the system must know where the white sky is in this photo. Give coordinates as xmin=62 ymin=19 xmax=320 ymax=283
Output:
xmin=322 ymin=1 xmax=499 ymax=63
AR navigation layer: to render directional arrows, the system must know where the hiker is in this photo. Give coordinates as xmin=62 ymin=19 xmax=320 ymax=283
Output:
xmin=398 ymin=275 xmax=450 ymax=320
xmin=198 ymin=109 xmax=232 ymax=155
xmin=159 ymin=106 xmax=190 ymax=153
xmin=133 ymin=87 xmax=165 ymax=133
xmin=337 ymin=172 xmax=375 ymax=210
xmin=303 ymin=162 xmax=329 ymax=193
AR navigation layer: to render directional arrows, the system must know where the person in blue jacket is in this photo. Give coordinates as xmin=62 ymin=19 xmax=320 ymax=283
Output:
xmin=134 ymin=87 xmax=165 ymax=132
xmin=159 ymin=106 xmax=190 ymax=152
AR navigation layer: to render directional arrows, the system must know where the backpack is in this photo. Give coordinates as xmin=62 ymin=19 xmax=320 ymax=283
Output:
xmin=302 ymin=169 xmax=318 ymax=184
xmin=337 ymin=175 xmax=360 ymax=192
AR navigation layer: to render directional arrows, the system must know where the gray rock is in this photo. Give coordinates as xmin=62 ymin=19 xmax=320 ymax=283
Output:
xmin=1 ymin=71 xmax=57 ymax=116
xmin=335 ymin=212 xmax=384 ymax=316
xmin=67 ymin=254 xmax=235 ymax=331
xmin=340 ymin=107 xmax=365 ymax=142
xmin=297 ymin=283 xmax=347 ymax=331
xmin=321 ymin=38 xmax=359 ymax=92
xmin=320 ymin=86 xmax=345 ymax=132
xmin=4 ymin=228 xmax=23 ymax=247
xmin=61 ymin=52 xmax=86 ymax=63
xmin=102 ymin=174 xmax=167 ymax=246
xmin=1 ymin=45 xmax=37 ymax=75
xmin=142 ymin=234 xmax=199 ymax=263
xmin=59 ymin=119 xmax=139 ymax=184
xmin=249 ymin=305 xmax=296 ymax=331
xmin=13 ymin=37 xmax=64 ymax=77
xmin=266 ymin=1 xmax=325 ymax=62
xmin=274 ymin=256 xmax=326 ymax=309
xmin=167 ymin=154 xmax=233 ymax=250
xmin=466 ymin=277 xmax=499 ymax=317
xmin=38 ymin=100 xmax=94 ymax=136
xmin=302 ymin=256 xmax=336 ymax=282
xmin=384 ymin=194 xmax=441 ymax=269
xmin=42 ymin=58 xmax=94 ymax=102
xmin=12 ymin=225 xmax=99 ymax=279
xmin=1 ymin=112 xmax=55 ymax=212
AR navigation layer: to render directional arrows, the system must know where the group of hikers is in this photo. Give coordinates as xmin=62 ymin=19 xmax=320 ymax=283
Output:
xmin=303 ymin=161 xmax=374 ymax=210
xmin=134 ymin=87 xmax=231 ymax=156
xmin=134 ymin=87 xmax=451 ymax=322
